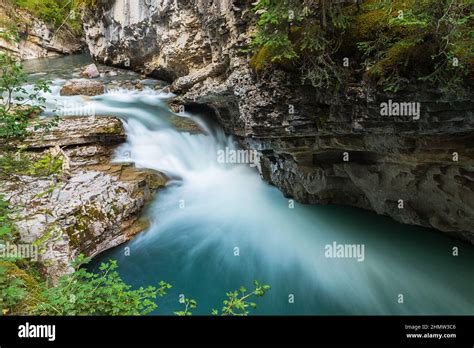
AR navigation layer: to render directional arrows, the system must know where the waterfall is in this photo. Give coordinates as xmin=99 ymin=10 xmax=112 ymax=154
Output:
xmin=26 ymin=75 xmax=474 ymax=315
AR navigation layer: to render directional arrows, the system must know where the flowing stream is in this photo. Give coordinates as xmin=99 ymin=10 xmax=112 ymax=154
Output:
xmin=22 ymin=55 xmax=474 ymax=315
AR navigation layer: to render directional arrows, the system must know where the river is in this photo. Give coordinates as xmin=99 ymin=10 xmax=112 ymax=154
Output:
xmin=22 ymin=54 xmax=474 ymax=315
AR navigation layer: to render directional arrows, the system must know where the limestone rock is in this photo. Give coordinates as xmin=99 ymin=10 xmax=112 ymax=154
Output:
xmin=60 ymin=79 xmax=105 ymax=96
xmin=171 ymin=62 xmax=228 ymax=93
xmin=81 ymin=64 xmax=100 ymax=78
xmin=0 ymin=0 xmax=84 ymax=60
xmin=83 ymin=1 xmax=474 ymax=243
xmin=0 ymin=116 xmax=166 ymax=282
xmin=169 ymin=115 xmax=203 ymax=134
xmin=20 ymin=116 xmax=124 ymax=148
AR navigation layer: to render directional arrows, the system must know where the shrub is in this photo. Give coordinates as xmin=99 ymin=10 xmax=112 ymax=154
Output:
xmin=249 ymin=0 xmax=473 ymax=93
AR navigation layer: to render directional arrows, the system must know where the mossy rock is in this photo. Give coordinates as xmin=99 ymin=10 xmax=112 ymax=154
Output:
xmin=250 ymin=46 xmax=271 ymax=72
xmin=350 ymin=0 xmax=420 ymax=41
xmin=123 ymin=218 xmax=150 ymax=239
xmin=0 ymin=260 xmax=43 ymax=315
xmin=351 ymin=8 xmax=386 ymax=40
xmin=169 ymin=115 xmax=203 ymax=134
xmin=368 ymin=38 xmax=436 ymax=78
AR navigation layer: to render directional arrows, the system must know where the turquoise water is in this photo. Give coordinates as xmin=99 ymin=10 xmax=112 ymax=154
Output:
xmin=25 ymin=55 xmax=474 ymax=316
xmin=91 ymin=178 xmax=474 ymax=315
xmin=86 ymin=91 xmax=474 ymax=316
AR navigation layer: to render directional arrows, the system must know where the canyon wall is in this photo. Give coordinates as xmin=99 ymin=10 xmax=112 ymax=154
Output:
xmin=84 ymin=0 xmax=474 ymax=243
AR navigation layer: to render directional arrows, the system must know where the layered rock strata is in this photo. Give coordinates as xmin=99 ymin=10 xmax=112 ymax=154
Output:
xmin=0 ymin=116 xmax=166 ymax=280
xmin=83 ymin=0 xmax=474 ymax=243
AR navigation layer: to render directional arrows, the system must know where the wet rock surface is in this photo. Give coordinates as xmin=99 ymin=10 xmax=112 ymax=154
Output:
xmin=81 ymin=63 xmax=100 ymax=78
xmin=0 ymin=116 xmax=166 ymax=281
xmin=84 ymin=0 xmax=474 ymax=243
xmin=60 ymin=79 xmax=105 ymax=96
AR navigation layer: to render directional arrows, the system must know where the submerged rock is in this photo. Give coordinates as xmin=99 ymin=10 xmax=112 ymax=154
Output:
xmin=0 ymin=116 xmax=166 ymax=282
xmin=60 ymin=79 xmax=105 ymax=96
xmin=169 ymin=115 xmax=203 ymax=134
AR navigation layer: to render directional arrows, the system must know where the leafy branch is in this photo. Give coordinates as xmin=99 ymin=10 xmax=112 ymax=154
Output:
xmin=213 ymin=280 xmax=271 ymax=316
xmin=174 ymin=297 xmax=197 ymax=316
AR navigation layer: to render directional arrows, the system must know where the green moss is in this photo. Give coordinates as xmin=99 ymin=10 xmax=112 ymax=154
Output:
xmin=352 ymin=8 xmax=386 ymax=40
xmin=249 ymin=45 xmax=271 ymax=72
xmin=31 ymin=153 xmax=63 ymax=177
xmin=0 ymin=150 xmax=63 ymax=178
xmin=249 ymin=0 xmax=471 ymax=92
xmin=64 ymin=208 xmax=95 ymax=248
xmin=99 ymin=123 xmax=123 ymax=134
xmin=64 ymin=214 xmax=87 ymax=249
xmin=64 ymin=203 xmax=119 ymax=250
xmin=316 ymin=113 xmax=329 ymax=130
xmin=0 ymin=260 xmax=43 ymax=315
xmin=351 ymin=0 xmax=424 ymax=40
xmin=66 ymin=229 xmax=81 ymax=248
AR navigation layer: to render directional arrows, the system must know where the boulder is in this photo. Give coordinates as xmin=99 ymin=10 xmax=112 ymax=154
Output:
xmin=60 ymin=79 xmax=105 ymax=96
xmin=81 ymin=63 xmax=100 ymax=78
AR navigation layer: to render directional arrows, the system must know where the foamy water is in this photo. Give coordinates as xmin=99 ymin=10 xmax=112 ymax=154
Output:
xmin=16 ymin=57 xmax=474 ymax=314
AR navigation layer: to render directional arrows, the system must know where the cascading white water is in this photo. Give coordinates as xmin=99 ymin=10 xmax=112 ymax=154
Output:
xmin=52 ymin=88 xmax=474 ymax=315
xmin=17 ymin=57 xmax=474 ymax=314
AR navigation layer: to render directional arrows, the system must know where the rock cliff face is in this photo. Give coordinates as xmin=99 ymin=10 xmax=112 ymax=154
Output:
xmin=0 ymin=0 xmax=84 ymax=60
xmin=0 ymin=116 xmax=166 ymax=281
xmin=84 ymin=0 xmax=474 ymax=243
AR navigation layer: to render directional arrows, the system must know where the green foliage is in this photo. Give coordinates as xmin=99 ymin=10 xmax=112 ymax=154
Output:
xmin=174 ymin=281 xmax=271 ymax=316
xmin=12 ymin=0 xmax=64 ymax=28
xmin=31 ymin=153 xmax=63 ymax=177
xmin=0 ymin=48 xmax=53 ymax=139
xmin=0 ymin=262 xmax=28 ymax=315
xmin=356 ymin=0 xmax=473 ymax=93
xmin=249 ymin=0 xmax=348 ymax=88
xmin=213 ymin=280 xmax=271 ymax=316
xmin=416 ymin=0 xmax=473 ymax=93
xmin=0 ymin=253 xmax=173 ymax=316
xmin=10 ymin=0 xmax=91 ymax=34
xmin=174 ymin=297 xmax=197 ymax=316
xmin=250 ymin=0 xmax=298 ymax=62
xmin=0 ymin=150 xmax=63 ymax=178
xmin=249 ymin=0 xmax=473 ymax=93
xmin=0 ymin=195 xmax=14 ymax=240
xmin=32 ymin=255 xmax=173 ymax=315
